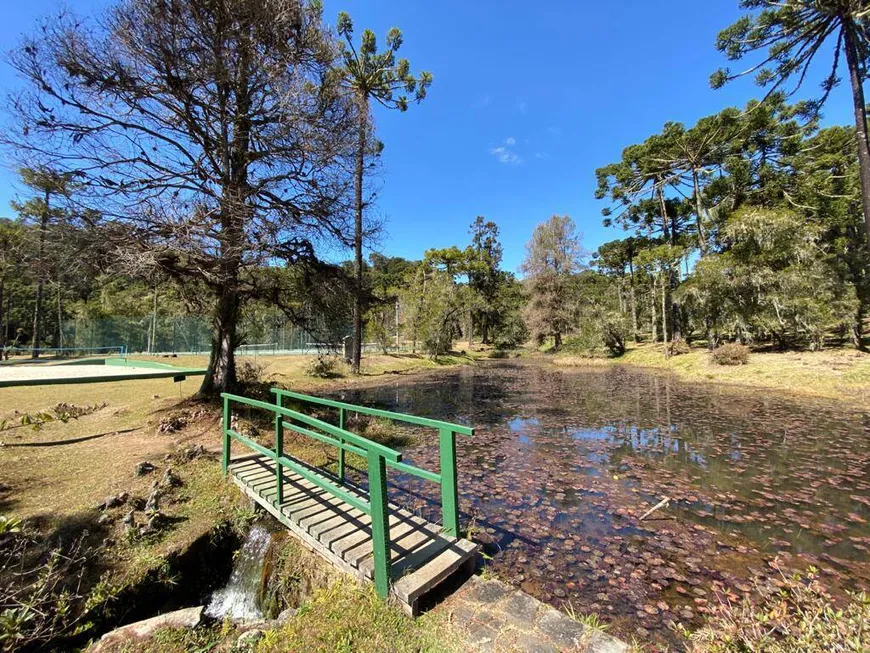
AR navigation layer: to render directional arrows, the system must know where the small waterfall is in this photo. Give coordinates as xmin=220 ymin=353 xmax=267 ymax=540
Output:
xmin=205 ymin=524 xmax=272 ymax=621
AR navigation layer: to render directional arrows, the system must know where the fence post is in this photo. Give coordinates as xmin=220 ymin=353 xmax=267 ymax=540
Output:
xmin=222 ymin=395 xmax=230 ymax=477
xmin=338 ymin=407 xmax=346 ymax=483
xmin=368 ymin=453 xmax=391 ymax=598
xmin=439 ymin=428 xmax=459 ymax=537
xmin=275 ymin=395 xmax=284 ymax=506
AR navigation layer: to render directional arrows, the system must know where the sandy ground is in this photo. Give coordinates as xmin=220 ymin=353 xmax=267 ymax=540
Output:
xmin=0 ymin=363 xmax=197 ymax=385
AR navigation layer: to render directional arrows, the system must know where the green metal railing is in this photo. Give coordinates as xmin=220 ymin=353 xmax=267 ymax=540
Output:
xmin=271 ymin=389 xmax=474 ymax=538
xmin=220 ymin=390 xmax=473 ymax=599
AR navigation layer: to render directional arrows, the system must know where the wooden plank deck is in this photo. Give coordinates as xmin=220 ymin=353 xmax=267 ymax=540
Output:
xmin=229 ymin=454 xmax=478 ymax=614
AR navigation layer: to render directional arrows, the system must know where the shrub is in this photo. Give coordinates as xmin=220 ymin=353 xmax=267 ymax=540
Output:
xmin=711 ymin=343 xmax=750 ymax=366
xmin=0 ymin=527 xmax=108 ymax=650
xmin=668 ymin=338 xmax=692 ymax=356
xmin=562 ymin=311 xmax=630 ymax=358
xmin=305 ymin=354 xmax=341 ymax=378
xmin=601 ymin=318 xmax=627 ymax=357
xmin=237 ymin=359 xmax=266 ymax=385
xmin=688 ymin=568 xmax=870 ymax=652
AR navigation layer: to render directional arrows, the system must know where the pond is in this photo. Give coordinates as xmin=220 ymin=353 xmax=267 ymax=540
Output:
xmin=332 ymin=359 xmax=870 ymax=645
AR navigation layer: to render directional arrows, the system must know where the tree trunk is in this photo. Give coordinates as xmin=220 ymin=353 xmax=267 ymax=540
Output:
xmin=148 ymin=283 xmax=159 ymax=354
xmin=31 ymin=281 xmax=43 ymax=358
xmin=55 ymin=280 xmax=63 ymax=349
xmin=852 ymin=301 xmax=866 ymax=351
xmin=618 ymin=280 xmax=626 ymax=314
xmin=554 ymin=331 xmax=562 ymax=349
xmin=660 ymin=273 xmax=669 ymax=356
xmin=31 ymin=192 xmax=49 ymax=359
xmin=691 ymin=168 xmax=708 ymax=256
xmin=395 ymin=299 xmax=400 ymax=349
xmin=628 ymin=258 xmax=639 ymax=342
xmin=3 ymin=290 xmax=10 ymax=358
xmin=467 ymin=310 xmax=473 ymax=348
xmin=657 ymin=184 xmax=671 ymax=242
xmin=0 ymin=278 xmax=4 ymax=353
xmin=351 ymin=103 xmax=366 ymax=375
xmin=844 ymin=23 xmax=870 ymax=251
xmin=650 ymin=281 xmax=658 ymax=342
xmin=199 ymin=285 xmax=239 ymax=395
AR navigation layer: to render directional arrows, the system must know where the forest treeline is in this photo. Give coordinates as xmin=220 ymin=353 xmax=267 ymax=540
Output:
xmin=3 ymin=92 xmax=870 ymax=362
xmin=0 ymin=208 xmax=528 ymax=358
xmin=585 ymin=94 xmax=869 ymax=355
xmin=3 ymin=0 xmax=870 ymax=394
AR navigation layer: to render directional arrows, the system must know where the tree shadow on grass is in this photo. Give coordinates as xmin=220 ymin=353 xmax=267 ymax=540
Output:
xmin=0 ymin=482 xmax=14 ymax=514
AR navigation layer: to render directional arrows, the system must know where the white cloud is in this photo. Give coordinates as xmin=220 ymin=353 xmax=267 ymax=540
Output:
xmin=535 ymin=152 xmax=549 ymax=159
xmin=489 ymin=146 xmax=522 ymax=165
xmin=505 ymin=136 xmax=516 ymax=146
xmin=472 ymin=95 xmax=492 ymax=109
xmin=546 ymin=126 xmax=562 ymax=137
xmin=517 ymin=101 xmax=528 ymax=114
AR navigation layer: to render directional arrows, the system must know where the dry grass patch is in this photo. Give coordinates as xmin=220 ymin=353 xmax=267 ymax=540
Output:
xmin=553 ymin=343 xmax=870 ymax=405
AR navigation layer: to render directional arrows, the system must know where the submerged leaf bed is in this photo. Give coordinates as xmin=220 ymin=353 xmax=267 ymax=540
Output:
xmin=333 ymin=360 xmax=870 ymax=647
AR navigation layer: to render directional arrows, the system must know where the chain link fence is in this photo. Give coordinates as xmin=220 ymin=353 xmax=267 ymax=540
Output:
xmin=61 ymin=314 xmax=352 ymax=355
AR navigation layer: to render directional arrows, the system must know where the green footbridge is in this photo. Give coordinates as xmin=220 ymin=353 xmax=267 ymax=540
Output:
xmin=221 ymin=389 xmax=479 ymax=614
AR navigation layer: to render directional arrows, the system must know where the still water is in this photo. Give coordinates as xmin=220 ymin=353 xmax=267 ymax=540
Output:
xmin=333 ymin=359 xmax=870 ymax=643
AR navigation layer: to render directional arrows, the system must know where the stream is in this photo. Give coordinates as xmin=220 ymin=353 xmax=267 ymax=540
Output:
xmin=332 ymin=358 xmax=870 ymax=644
xmin=205 ymin=524 xmax=272 ymax=622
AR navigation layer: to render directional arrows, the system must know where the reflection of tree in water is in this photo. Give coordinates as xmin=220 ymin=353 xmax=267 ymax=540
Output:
xmin=335 ymin=360 xmax=870 ymax=645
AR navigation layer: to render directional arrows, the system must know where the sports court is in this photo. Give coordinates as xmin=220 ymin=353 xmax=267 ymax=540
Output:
xmin=0 ymin=354 xmax=206 ymax=388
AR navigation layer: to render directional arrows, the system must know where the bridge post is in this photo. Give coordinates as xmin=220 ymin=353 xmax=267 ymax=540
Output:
xmin=338 ymin=408 xmax=346 ymax=482
xmin=368 ymin=453 xmax=391 ymax=598
xmin=222 ymin=395 xmax=230 ymax=477
xmin=439 ymin=428 xmax=459 ymax=537
xmin=275 ymin=396 xmax=284 ymax=506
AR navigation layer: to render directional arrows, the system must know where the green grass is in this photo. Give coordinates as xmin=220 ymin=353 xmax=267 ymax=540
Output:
xmin=258 ymin=579 xmax=461 ymax=653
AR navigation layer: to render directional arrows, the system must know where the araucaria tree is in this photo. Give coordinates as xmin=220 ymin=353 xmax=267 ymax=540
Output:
xmin=335 ymin=12 xmax=431 ymax=374
xmin=466 ymin=216 xmax=504 ymax=344
xmin=521 ymin=215 xmax=585 ymax=349
xmin=7 ymin=0 xmax=357 ymax=393
xmin=11 ymin=167 xmax=72 ymax=358
xmin=712 ymin=1 xmax=870 ymax=248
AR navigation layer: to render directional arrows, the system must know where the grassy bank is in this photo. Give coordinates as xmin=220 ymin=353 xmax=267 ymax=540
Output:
xmin=0 ymin=351 xmax=481 ymax=649
xmin=552 ymin=342 xmax=870 ymax=404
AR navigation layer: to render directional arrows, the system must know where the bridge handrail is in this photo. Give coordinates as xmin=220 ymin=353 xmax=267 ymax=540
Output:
xmin=271 ymin=388 xmax=474 ymax=538
xmin=220 ymin=391 xmax=400 ymax=598
xmin=222 ymin=392 xmax=402 ymax=461
xmin=271 ymin=389 xmax=474 ymax=435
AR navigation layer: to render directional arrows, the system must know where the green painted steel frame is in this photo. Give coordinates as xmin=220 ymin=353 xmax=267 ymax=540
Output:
xmin=271 ymin=388 xmax=474 ymax=538
xmin=221 ymin=392 xmax=400 ymax=597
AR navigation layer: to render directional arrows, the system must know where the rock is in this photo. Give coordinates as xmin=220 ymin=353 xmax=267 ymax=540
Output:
xmin=145 ymin=490 xmax=160 ymax=514
xmin=97 ymin=514 xmax=113 ymax=526
xmin=135 ymin=461 xmax=156 ymax=476
xmin=161 ymin=468 xmax=183 ymax=488
xmin=276 ymin=607 xmax=297 ymax=625
xmin=180 ymin=444 xmax=207 ymax=462
xmin=140 ymin=511 xmax=167 ymax=535
xmin=91 ymin=606 xmax=203 ymax=652
xmin=100 ymin=492 xmax=129 ymax=510
xmin=236 ymin=629 xmax=265 ymax=649
xmin=122 ymin=509 xmax=136 ymax=534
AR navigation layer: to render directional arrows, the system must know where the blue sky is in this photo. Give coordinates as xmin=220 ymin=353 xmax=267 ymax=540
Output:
xmin=0 ymin=1 xmax=858 ymax=272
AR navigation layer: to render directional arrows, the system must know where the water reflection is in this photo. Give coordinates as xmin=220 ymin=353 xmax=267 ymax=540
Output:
xmin=334 ymin=360 xmax=870 ymax=643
